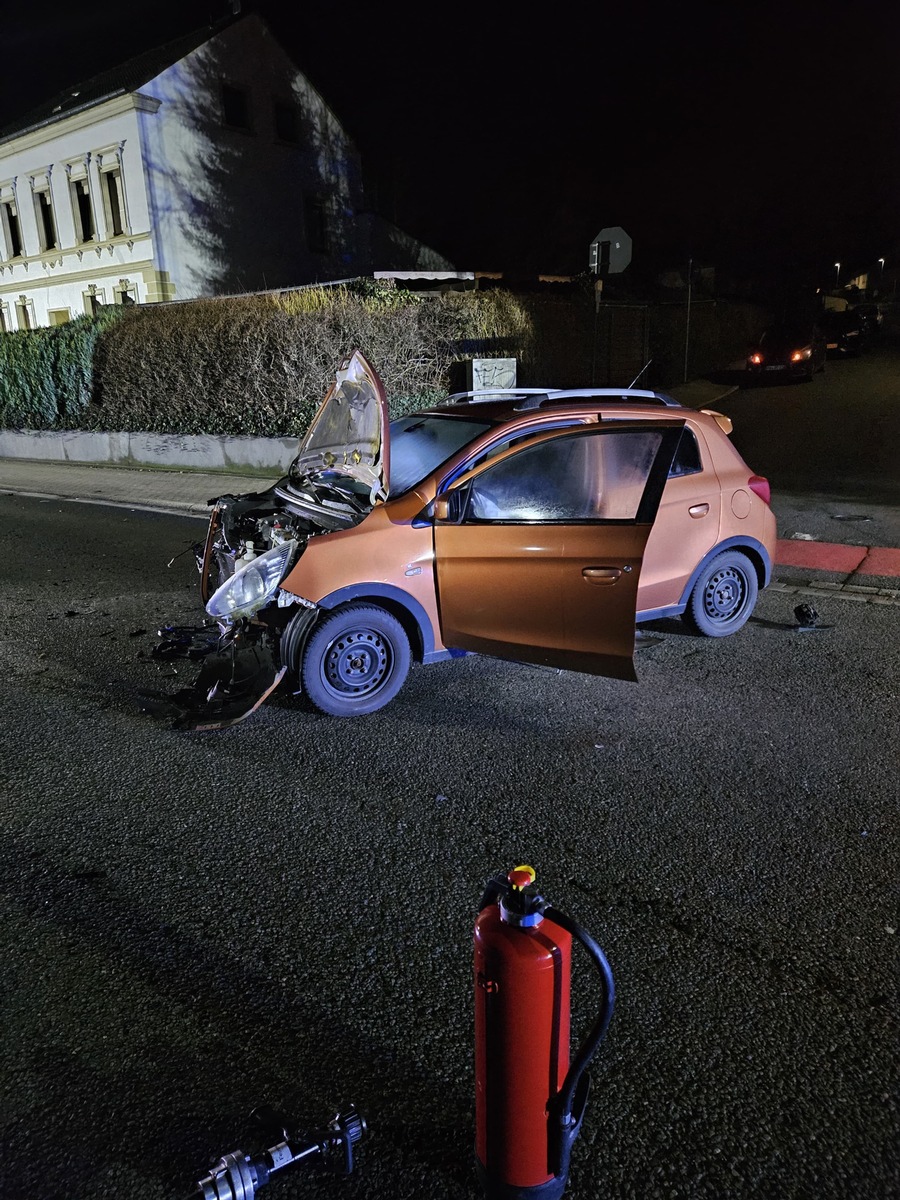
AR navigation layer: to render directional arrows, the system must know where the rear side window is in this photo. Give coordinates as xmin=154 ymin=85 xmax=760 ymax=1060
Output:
xmin=668 ymin=428 xmax=702 ymax=478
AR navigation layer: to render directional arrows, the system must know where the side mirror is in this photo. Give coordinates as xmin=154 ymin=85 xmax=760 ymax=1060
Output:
xmin=412 ymin=492 xmax=460 ymax=527
xmin=434 ymin=487 xmax=468 ymax=523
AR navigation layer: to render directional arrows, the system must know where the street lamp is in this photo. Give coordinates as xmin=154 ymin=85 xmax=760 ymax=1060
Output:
xmin=878 ymin=257 xmax=885 ymax=281
xmin=834 ymin=262 xmax=840 ymax=288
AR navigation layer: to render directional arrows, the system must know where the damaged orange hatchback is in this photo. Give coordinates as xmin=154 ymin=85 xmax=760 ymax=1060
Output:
xmin=150 ymin=350 xmax=776 ymax=729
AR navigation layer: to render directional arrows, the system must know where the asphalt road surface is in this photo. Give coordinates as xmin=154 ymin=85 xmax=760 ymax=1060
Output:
xmin=0 ymin=489 xmax=896 ymax=1200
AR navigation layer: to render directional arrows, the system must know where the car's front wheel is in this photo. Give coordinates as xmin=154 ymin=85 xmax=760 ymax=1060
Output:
xmin=300 ymin=603 xmax=410 ymax=716
xmin=682 ymin=551 xmax=758 ymax=638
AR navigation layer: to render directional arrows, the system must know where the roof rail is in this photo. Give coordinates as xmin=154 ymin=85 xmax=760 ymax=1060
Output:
xmin=443 ymin=388 xmax=549 ymax=405
xmin=441 ymin=387 xmax=684 ymax=410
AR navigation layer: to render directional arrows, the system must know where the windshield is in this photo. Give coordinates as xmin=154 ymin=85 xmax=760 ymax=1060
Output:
xmin=389 ymin=414 xmax=492 ymax=494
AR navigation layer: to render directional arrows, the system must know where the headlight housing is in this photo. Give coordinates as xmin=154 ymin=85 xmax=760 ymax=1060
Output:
xmin=206 ymin=540 xmax=297 ymax=622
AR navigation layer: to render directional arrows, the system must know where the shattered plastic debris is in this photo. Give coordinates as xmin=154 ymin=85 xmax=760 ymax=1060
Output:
xmin=750 ymin=607 xmax=834 ymax=633
xmin=790 ymin=532 xmax=818 ymax=541
xmin=793 ymin=603 xmax=834 ymax=633
xmin=794 ymin=603 xmax=819 ymax=628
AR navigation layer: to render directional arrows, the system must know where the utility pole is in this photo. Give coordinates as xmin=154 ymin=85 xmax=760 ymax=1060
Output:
xmin=683 ymin=257 xmax=693 ymax=384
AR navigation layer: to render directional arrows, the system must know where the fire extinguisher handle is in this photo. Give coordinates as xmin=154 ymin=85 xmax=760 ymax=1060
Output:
xmin=542 ymin=905 xmax=616 ymax=1126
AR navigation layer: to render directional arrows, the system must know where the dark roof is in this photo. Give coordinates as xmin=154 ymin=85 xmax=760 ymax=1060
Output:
xmin=0 ymin=14 xmax=240 ymax=144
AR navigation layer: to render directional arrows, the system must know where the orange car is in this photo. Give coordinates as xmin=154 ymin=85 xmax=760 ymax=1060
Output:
xmin=152 ymin=351 xmax=776 ymax=729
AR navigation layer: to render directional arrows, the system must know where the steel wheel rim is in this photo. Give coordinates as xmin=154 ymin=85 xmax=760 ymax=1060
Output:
xmin=702 ymin=565 xmax=747 ymax=622
xmin=322 ymin=629 xmax=391 ymax=696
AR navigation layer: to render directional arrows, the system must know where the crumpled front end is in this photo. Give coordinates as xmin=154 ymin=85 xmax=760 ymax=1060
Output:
xmin=143 ymin=499 xmax=316 ymax=731
xmin=142 ymin=350 xmax=389 ymax=731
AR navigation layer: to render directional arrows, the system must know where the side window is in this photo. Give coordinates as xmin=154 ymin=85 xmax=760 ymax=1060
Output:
xmin=668 ymin=427 xmax=702 ymax=478
xmin=461 ymin=420 xmax=589 ymax=477
xmin=464 ymin=429 xmax=663 ymax=523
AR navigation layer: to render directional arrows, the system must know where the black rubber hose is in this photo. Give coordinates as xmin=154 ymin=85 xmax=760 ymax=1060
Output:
xmin=477 ymin=874 xmax=510 ymax=912
xmin=542 ymin=905 xmax=615 ymax=1122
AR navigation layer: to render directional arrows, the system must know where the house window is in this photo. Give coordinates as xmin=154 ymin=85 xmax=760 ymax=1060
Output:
xmin=303 ymin=193 xmax=330 ymax=255
xmin=70 ymin=177 xmax=95 ymax=243
xmin=273 ymin=99 xmax=299 ymax=143
xmin=15 ymin=296 xmax=34 ymax=330
xmin=1 ymin=199 xmax=23 ymax=259
xmin=84 ymin=285 xmax=106 ymax=315
xmin=221 ymin=84 xmax=251 ymax=130
xmin=101 ymin=168 xmax=126 ymax=237
xmin=0 ymin=304 xmax=9 ymax=331
xmin=48 ymin=308 xmax=71 ymax=325
xmin=34 ymin=188 xmax=57 ymax=251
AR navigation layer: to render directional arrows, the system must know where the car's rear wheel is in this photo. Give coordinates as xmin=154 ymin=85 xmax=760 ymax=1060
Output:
xmin=682 ymin=551 xmax=758 ymax=638
xmin=300 ymin=603 xmax=410 ymax=716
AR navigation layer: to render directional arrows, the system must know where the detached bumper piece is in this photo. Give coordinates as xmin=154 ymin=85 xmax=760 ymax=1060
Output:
xmin=140 ymin=623 xmax=286 ymax=731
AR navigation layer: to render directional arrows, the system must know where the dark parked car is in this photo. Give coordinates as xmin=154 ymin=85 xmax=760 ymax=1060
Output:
xmin=853 ymin=303 xmax=883 ymax=336
xmin=820 ymin=308 xmax=866 ymax=357
xmin=745 ymin=323 xmax=827 ymax=382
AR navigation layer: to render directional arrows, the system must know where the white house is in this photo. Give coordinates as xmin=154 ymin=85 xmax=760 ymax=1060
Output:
xmin=0 ymin=11 xmax=452 ymax=331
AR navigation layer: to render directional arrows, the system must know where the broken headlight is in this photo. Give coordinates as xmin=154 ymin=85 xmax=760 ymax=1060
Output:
xmin=206 ymin=540 xmax=297 ymax=623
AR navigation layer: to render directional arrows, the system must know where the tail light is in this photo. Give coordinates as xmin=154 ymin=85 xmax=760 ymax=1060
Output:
xmin=748 ymin=352 xmax=763 ymax=365
xmin=748 ymin=475 xmax=771 ymax=505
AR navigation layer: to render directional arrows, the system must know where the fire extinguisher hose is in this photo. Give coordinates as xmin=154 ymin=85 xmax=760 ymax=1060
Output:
xmin=541 ymin=905 xmax=615 ymax=1177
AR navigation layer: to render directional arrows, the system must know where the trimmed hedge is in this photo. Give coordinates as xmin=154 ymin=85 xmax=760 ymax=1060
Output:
xmin=0 ymin=281 xmax=539 ymax=436
xmin=0 ymin=309 xmax=123 ymax=430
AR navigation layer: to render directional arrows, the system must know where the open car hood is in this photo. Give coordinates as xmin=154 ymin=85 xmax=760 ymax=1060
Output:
xmin=284 ymin=350 xmax=389 ymax=514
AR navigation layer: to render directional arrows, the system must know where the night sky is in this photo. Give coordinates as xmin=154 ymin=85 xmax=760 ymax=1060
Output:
xmin=3 ymin=0 xmax=899 ymax=282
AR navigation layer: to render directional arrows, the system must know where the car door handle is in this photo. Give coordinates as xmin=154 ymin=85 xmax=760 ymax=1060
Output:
xmin=688 ymin=503 xmax=710 ymax=518
xmin=582 ymin=567 xmax=622 ymax=584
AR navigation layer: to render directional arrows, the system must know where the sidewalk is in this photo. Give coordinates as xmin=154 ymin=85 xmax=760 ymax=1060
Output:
xmin=0 ymin=456 xmax=273 ymax=518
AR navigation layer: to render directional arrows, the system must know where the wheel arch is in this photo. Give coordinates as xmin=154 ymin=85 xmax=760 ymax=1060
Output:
xmin=676 ymin=536 xmax=772 ymax=609
xmin=284 ymin=583 xmax=444 ymax=669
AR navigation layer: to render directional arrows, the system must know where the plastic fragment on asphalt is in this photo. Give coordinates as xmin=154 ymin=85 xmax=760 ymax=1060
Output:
xmin=790 ymin=532 xmax=818 ymax=541
xmin=794 ymin=603 xmax=819 ymax=628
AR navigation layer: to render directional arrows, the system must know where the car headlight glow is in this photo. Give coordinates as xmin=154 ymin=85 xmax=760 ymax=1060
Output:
xmin=206 ymin=540 xmax=298 ymax=621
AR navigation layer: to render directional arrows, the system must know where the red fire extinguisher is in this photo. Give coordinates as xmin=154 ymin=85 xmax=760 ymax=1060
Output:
xmin=474 ymin=865 xmax=615 ymax=1200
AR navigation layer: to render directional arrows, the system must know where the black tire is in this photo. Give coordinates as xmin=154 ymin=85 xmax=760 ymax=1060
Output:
xmin=682 ymin=551 xmax=758 ymax=638
xmin=301 ymin=604 xmax=410 ymax=716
